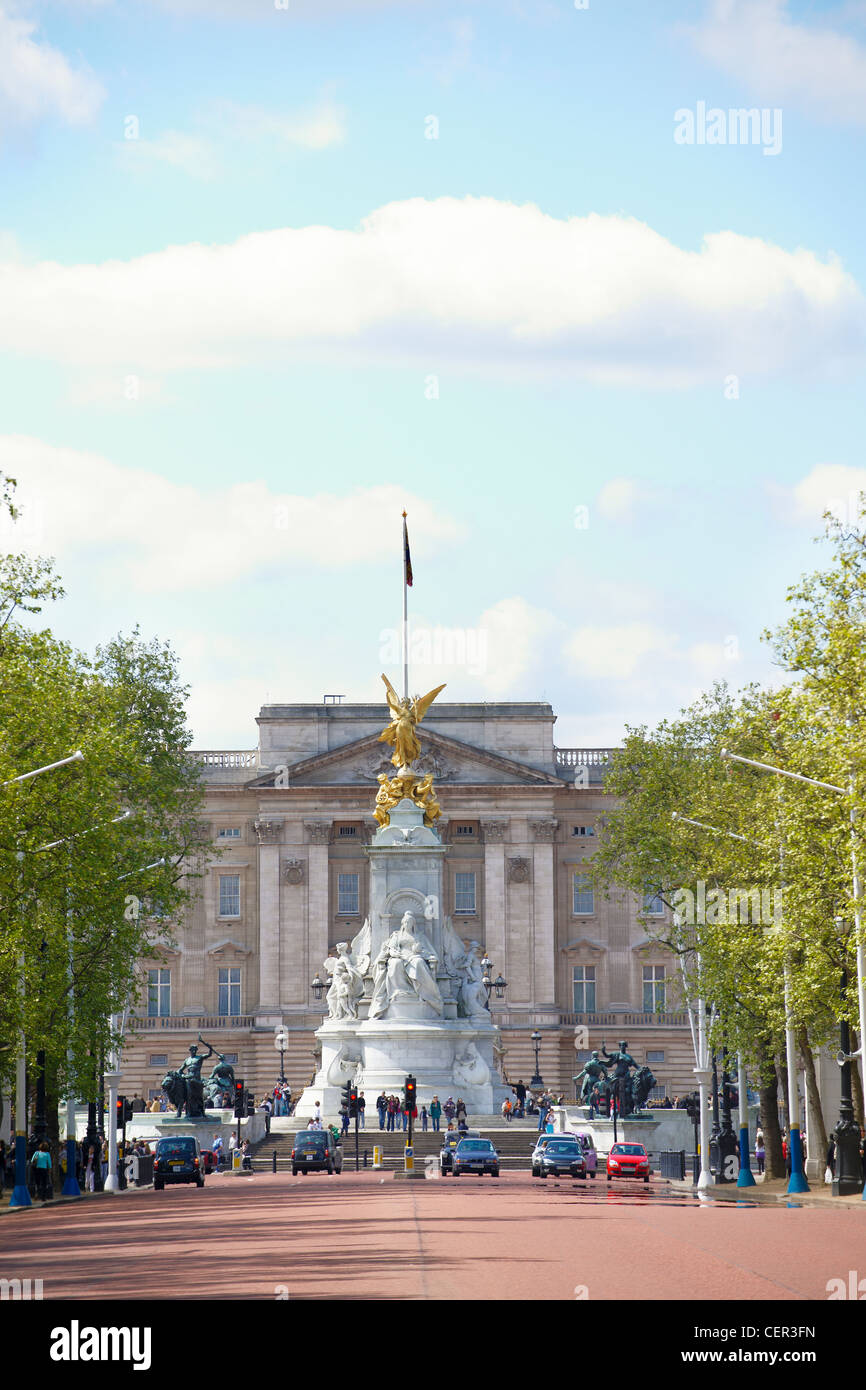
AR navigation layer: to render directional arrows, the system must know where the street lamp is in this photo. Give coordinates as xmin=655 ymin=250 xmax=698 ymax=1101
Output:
xmin=530 ymin=1031 xmax=543 ymax=1088
xmin=7 ymin=750 xmax=86 ymax=1211
xmin=481 ymin=955 xmax=508 ymax=1008
xmin=311 ymin=973 xmax=325 ymax=1003
xmin=674 ymin=802 xmax=809 ymax=1194
xmin=721 ymin=746 xmax=865 ymax=1196
xmin=832 ymin=917 xmax=863 ymax=1196
xmin=275 ymin=1028 xmax=288 ymax=1085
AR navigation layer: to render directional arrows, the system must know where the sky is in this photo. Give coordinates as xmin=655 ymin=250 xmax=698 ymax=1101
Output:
xmin=2 ymin=0 xmax=865 ymax=751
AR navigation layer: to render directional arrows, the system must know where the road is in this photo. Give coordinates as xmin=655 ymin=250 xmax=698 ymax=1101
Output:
xmin=1 ymin=1170 xmax=864 ymax=1302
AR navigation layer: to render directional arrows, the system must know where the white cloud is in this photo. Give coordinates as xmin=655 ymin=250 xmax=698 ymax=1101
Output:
xmin=564 ymin=623 xmax=680 ymax=681
xmin=687 ymin=0 xmax=866 ymax=124
xmin=114 ymin=130 xmax=221 ymax=180
xmin=595 ymin=477 xmax=663 ymax=524
xmin=0 ymin=197 xmax=860 ymax=384
xmin=221 ymin=97 xmax=346 ymax=149
xmin=0 ymin=4 xmax=104 ymax=125
xmin=1 ymin=434 xmax=464 ymax=593
xmin=772 ymin=462 xmax=866 ymax=527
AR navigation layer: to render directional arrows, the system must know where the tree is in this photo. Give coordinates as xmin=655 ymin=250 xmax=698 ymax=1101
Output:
xmin=0 ymin=476 xmax=211 ymax=1144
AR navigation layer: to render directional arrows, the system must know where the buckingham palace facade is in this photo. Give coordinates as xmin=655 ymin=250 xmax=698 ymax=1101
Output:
xmin=121 ymin=700 xmax=695 ymax=1103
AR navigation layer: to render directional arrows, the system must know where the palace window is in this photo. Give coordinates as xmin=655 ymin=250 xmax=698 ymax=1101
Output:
xmin=646 ymin=1050 xmax=665 ymax=1064
xmin=455 ymin=824 xmax=475 ymax=837
xmin=572 ymin=965 xmax=596 ymax=1012
xmin=572 ymin=825 xmax=595 ymax=837
xmin=337 ymin=873 xmax=360 ymax=915
xmin=218 ymin=967 xmax=241 ymax=1016
xmin=454 ymin=871 xmax=476 ymax=914
xmin=572 ymin=872 xmax=594 ymax=915
xmin=147 ymin=968 xmax=171 ymax=1017
xmin=643 ymin=965 xmax=666 ymax=1013
xmin=218 ymin=874 xmax=240 ymax=918
xmin=217 ymin=827 xmax=241 ymax=840
xmin=148 ymin=1054 xmax=168 ymax=1067
xmin=338 ymin=826 xmax=357 ymax=838
xmin=643 ymin=886 xmax=665 ymax=916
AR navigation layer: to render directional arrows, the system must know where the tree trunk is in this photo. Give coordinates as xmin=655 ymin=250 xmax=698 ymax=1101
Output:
xmin=46 ymin=1061 xmax=61 ymax=1195
xmin=798 ymin=1028 xmax=826 ymax=1178
xmin=757 ymin=1040 xmax=785 ymax=1179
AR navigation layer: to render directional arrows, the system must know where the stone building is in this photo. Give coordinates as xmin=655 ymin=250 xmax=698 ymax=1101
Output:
xmin=120 ymin=700 xmax=695 ymax=1106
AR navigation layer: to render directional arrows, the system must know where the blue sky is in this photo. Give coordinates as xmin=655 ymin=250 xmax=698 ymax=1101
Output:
xmin=2 ymin=0 xmax=865 ymax=749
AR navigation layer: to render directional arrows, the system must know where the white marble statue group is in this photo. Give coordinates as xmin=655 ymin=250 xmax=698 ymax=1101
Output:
xmin=323 ymin=905 xmax=490 ymax=1023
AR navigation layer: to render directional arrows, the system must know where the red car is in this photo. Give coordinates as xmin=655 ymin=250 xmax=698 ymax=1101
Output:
xmin=606 ymin=1142 xmax=650 ymax=1183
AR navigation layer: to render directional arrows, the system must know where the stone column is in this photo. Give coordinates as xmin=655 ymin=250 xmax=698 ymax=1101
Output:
xmin=256 ymin=818 xmax=283 ymax=1013
xmin=531 ymin=819 xmax=558 ymax=1007
xmin=481 ymin=820 xmax=507 ymax=974
xmin=280 ymin=852 xmax=307 ymax=1006
xmin=305 ymin=822 xmax=332 ymax=1005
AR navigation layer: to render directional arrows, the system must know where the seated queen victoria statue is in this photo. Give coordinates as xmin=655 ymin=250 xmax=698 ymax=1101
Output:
xmin=369 ymin=911 xmax=443 ymax=1019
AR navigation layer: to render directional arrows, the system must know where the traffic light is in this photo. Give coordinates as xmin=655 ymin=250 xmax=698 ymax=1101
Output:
xmin=403 ymin=1075 xmax=416 ymax=1114
xmin=341 ymin=1082 xmax=352 ymax=1114
xmin=684 ymin=1092 xmax=699 ymax=1121
xmin=116 ymin=1096 xmax=126 ymax=1129
xmin=233 ymin=1078 xmax=245 ymax=1117
xmin=245 ymin=1093 xmax=255 ymax=1116
xmin=123 ymin=1098 xmax=133 ymax=1124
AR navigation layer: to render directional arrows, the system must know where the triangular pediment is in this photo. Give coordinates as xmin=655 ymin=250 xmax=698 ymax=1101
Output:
xmin=245 ymin=728 xmax=561 ymax=789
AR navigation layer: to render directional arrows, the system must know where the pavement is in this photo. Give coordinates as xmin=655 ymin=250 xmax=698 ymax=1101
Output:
xmin=2 ymin=1168 xmax=865 ymax=1302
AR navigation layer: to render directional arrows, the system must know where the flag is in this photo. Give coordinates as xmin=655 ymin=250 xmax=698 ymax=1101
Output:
xmin=402 ymin=511 xmax=413 ymax=588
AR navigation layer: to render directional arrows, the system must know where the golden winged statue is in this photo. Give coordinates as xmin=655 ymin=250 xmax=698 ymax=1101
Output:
xmin=379 ymin=673 xmax=446 ymax=771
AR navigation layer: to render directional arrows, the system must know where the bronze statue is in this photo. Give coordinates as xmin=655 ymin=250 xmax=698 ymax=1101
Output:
xmin=379 ymin=674 xmax=446 ymax=771
xmin=573 ymin=1051 xmax=610 ymax=1117
xmin=162 ymin=1037 xmax=233 ymax=1118
xmin=600 ymin=1039 xmax=639 ymax=1118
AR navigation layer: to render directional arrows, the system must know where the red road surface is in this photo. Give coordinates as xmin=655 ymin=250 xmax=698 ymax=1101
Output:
xmin=1 ymin=1171 xmax=863 ymax=1301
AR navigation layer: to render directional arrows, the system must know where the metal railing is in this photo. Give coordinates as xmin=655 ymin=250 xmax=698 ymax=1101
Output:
xmin=497 ymin=1011 xmax=689 ymax=1028
xmin=131 ymin=1014 xmax=255 ymax=1030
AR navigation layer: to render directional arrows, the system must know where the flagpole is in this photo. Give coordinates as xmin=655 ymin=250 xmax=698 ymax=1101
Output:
xmin=402 ymin=511 xmax=409 ymax=702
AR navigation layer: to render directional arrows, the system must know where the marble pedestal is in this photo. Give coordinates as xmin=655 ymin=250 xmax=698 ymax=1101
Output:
xmin=295 ymin=798 xmax=510 ymax=1118
xmin=295 ymin=1015 xmax=510 ymax=1117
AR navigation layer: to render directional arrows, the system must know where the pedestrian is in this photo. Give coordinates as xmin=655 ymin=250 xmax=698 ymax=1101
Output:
xmin=241 ymin=1139 xmax=252 ymax=1171
xmin=0 ymin=1139 xmax=6 ymax=1193
xmin=755 ymin=1134 xmax=765 ymax=1175
xmin=514 ymin=1079 xmax=526 ymax=1118
xmin=825 ymin=1136 xmax=836 ymax=1182
xmin=358 ymin=1092 xmax=366 ymax=1129
xmin=84 ymin=1144 xmax=97 ymax=1192
xmin=502 ymin=1098 xmax=512 ymax=1123
xmin=387 ymin=1095 xmax=397 ymax=1132
xmin=421 ymin=1105 xmax=429 ymax=1132
xmin=313 ymin=1100 xmax=322 ymax=1127
xmin=340 ymin=1103 xmax=350 ymax=1136
xmin=32 ymin=1142 xmax=52 ymax=1200
xmin=430 ymin=1096 xmax=442 ymax=1132
xmin=444 ymin=1096 xmax=455 ymax=1123
xmin=376 ymin=1091 xmax=387 ymax=1129
xmin=456 ymin=1098 xmax=467 ymax=1124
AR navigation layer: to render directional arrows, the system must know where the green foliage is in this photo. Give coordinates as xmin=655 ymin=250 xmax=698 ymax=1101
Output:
xmin=590 ymin=497 xmax=866 ymax=1071
xmin=0 ymin=475 xmax=210 ymax=1100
